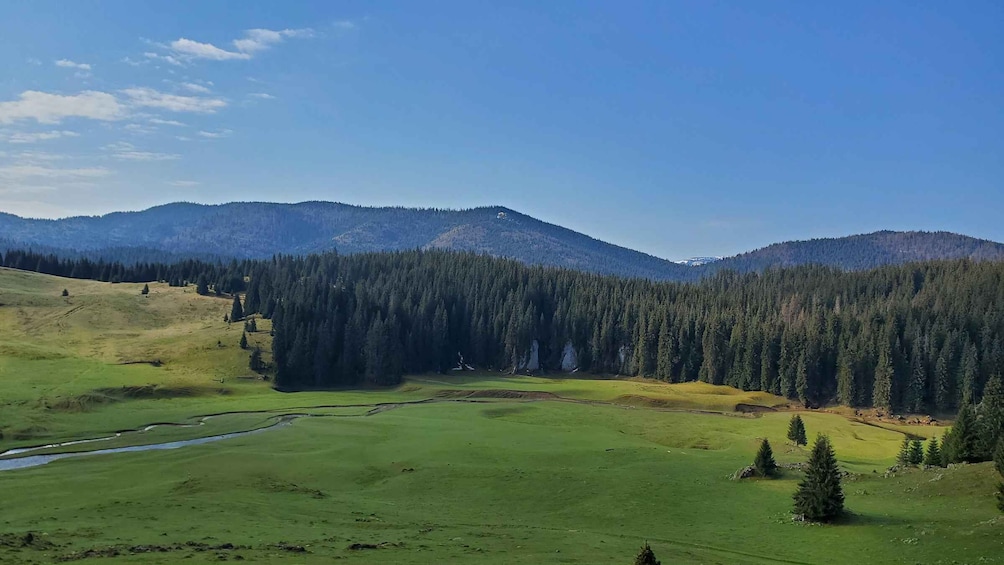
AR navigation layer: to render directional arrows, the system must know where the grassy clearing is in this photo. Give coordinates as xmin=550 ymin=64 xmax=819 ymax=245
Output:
xmin=1 ymin=269 xmax=1001 ymax=564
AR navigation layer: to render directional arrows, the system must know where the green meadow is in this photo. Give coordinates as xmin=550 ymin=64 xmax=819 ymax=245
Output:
xmin=0 ymin=268 xmax=1001 ymax=563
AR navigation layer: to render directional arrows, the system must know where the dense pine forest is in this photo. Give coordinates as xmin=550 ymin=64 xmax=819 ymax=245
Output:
xmin=4 ymin=248 xmax=1003 ymax=418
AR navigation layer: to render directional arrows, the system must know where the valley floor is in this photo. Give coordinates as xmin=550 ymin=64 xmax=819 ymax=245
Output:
xmin=0 ymin=269 xmax=1001 ymax=564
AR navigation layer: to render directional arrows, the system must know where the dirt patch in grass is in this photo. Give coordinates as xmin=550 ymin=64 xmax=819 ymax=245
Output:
xmin=613 ymin=394 xmax=676 ymax=408
xmin=735 ymin=403 xmax=777 ymax=414
xmin=435 ymin=389 xmax=559 ymax=400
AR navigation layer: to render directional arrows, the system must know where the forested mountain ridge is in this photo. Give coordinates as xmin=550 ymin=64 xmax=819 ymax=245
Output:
xmin=707 ymin=230 xmax=1004 ymax=273
xmin=2 ymin=202 xmax=1004 ymax=280
xmin=0 ymin=202 xmax=690 ymax=280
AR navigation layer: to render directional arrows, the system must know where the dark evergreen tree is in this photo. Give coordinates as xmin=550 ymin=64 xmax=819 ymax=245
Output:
xmin=996 ymin=438 xmax=1004 ymax=478
xmin=249 ymin=347 xmax=264 ymax=372
xmin=61 ymin=288 xmax=68 ymax=297
xmin=873 ymin=341 xmax=894 ymax=411
xmin=754 ymin=438 xmax=778 ymax=477
xmin=196 ymin=274 xmax=209 ymax=296
xmin=633 ymin=542 xmax=661 ymax=565
xmin=979 ymin=373 xmax=1004 ymax=459
xmin=230 ymin=294 xmax=244 ymax=322
xmin=897 ymin=437 xmax=912 ymax=466
xmin=924 ymin=437 xmax=943 ymax=467
xmin=141 ymin=283 xmax=149 ymax=295
xmin=944 ymin=404 xmax=981 ymax=463
xmin=793 ymin=435 xmax=845 ymax=522
xmin=908 ymin=439 xmax=924 ymax=465
xmin=240 ymin=332 xmax=248 ymax=350
xmin=788 ymin=414 xmax=807 ymax=446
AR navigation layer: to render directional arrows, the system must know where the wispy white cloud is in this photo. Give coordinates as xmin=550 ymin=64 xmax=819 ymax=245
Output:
xmin=121 ymin=87 xmax=226 ymax=113
xmin=248 ymin=92 xmax=275 ymax=100
xmin=10 ymin=151 xmax=67 ymax=162
xmin=197 ymin=129 xmax=232 ymax=139
xmin=167 ymin=180 xmax=200 ymax=187
xmin=55 ymin=59 xmax=92 ymax=71
xmin=0 ymin=91 xmax=125 ymax=124
xmin=26 ymin=58 xmax=42 ymax=66
xmin=103 ymin=140 xmax=179 ymax=161
xmin=0 ymin=164 xmax=111 ymax=180
xmin=232 ymin=28 xmax=313 ymax=54
xmin=123 ymin=123 xmax=157 ymax=134
xmin=143 ymin=51 xmax=183 ymax=66
xmin=4 ymin=130 xmax=80 ymax=144
xmin=332 ymin=20 xmax=357 ymax=30
xmin=170 ymin=38 xmax=250 ymax=61
xmin=180 ymin=82 xmax=212 ymax=94
xmin=156 ymin=28 xmax=313 ymax=64
xmin=112 ymin=150 xmax=180 ymax=161
xmin=149 ymin=118 xmax=185 ymax=126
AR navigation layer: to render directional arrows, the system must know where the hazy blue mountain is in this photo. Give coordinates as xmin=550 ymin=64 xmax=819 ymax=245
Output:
xmin=2 ymin=203 xmax=1002 ymax=280
xmin=707 ymin=230 xmax=1004 ymax=274
xmin=0 ymin=202 xmax=691 ymax=280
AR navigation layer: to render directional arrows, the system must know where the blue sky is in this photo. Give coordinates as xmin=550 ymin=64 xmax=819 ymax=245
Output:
xmin=1 ymin=1 xmax=1001 ymax=259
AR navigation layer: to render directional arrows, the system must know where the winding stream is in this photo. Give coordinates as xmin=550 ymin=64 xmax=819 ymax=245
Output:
xmin=0 ymin=415 xmax=300 ymax=472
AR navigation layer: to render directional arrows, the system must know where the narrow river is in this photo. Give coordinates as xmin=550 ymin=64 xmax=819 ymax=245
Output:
xmin=0 ymin=415 xmax=299 ymax=472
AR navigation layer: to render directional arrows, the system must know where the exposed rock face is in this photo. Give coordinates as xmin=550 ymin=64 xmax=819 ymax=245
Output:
xmin=559 ymin=341 xmax=578 ymax=372
xmin=732 ymin=466 xmax=757 ymax=480
xmin=617 ymin=345 xmax=632 ymax=374
xmin=517 ymin=340 xmax=540 ymax=371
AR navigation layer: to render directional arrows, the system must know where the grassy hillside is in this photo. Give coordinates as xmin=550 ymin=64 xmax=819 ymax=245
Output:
xmin=0 ymin=269 xmax=1001 ymax=564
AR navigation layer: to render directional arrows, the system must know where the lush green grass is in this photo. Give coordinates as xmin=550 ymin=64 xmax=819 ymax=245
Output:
xmin=1 ymin=269 xmax=1001 ymax=564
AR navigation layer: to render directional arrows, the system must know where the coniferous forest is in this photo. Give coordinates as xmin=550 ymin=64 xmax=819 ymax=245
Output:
xmin=4 ymin=248 xmax=1004 ymax=418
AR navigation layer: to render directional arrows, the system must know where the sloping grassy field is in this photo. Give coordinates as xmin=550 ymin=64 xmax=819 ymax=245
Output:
xmin=0 ymin=268 xmax=1001 ymax=564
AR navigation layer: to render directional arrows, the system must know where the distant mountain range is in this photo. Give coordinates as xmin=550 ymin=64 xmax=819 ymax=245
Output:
xmin=2 ymin=202 xmax=1003 ymax=281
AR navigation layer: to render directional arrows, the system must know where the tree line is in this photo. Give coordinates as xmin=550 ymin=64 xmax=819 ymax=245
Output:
xmin=4 ymin=248 xmax=1004 ymax=416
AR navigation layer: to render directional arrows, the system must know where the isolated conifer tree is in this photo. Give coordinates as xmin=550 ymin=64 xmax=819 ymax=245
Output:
xmin=196 ymin=274 xmax=209 ymax=296
xmin=754 ymin=438 xmax=778 ymax=477
xmin=944 ymin=404 xmax=981 ymax=463
xmin=924 ymin=437 xmax=943 ymax=467
xmin=908 ymin=439 xmax=924 ymax=465
xmin=249 ymin=347 xmax=263 ymax=372
xmin=788 ymin=414 xmax=807 ymax=446
xmin=141 ymin=283 xmax=149 ymax=295
xmin=231 ymin=294 xmax=244 ymax=322
xmin=239 ymin=332 xmax=248 ymax=350
xmin=793 ymin=435 xmax=845 ymax=522
xmin=897 ymin=437 xmax=912 ymax=465
xmin=61 ymin=288 xmax=68 ymax=297
xmin=633 ymin=542 xmax=661 ymax=565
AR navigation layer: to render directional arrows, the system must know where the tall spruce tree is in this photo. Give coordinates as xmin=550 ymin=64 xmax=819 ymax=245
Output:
xmin=897 ymin=437 xmax=912 ymax=466
xmin=141 ymin=283 xmax=149 ymax=295
xmin=979 ymin=373 xmax=1004 ymax=459
xmin=793 ymin=435 xmax=845 ymax=522
xmin=873 ymin=342 xmax=894 ymax=411
xmin=633 ymin=543 xmax=661 ymax=565
xmin=944 ymin=404 xmax=981 ymax=463
xmin=908 ymin=439 xmax=924 ymax=465
xmin=230 ymin=294 xmax=244 ymax=322
xmin=239 ymin=332 xmax=248 ymax=350
xmin=754 ymin=438 xmax=778 ymax=477
xmin=196 ymin=274 xmax=209 ymax=296
xmin=924 ymin=437 xmax=943 ymax=467
xmin=788 ymin=414 xmax=808 ymax=446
